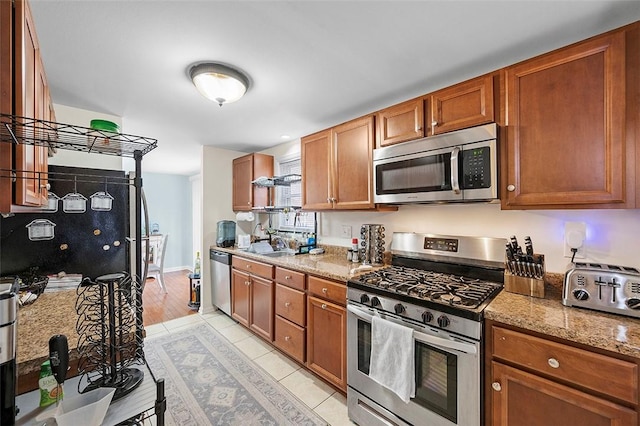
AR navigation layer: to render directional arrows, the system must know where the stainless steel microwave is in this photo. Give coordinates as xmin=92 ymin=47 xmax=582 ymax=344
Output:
xmin=373 ymin=123 xmax=498 ymax=204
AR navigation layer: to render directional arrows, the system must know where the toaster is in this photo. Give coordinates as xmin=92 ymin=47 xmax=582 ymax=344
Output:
xmin=563 ymin=262 xmax=640 ymax=318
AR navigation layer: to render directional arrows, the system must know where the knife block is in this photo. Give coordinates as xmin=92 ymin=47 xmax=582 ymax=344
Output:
xmin=504 ymin=271 xmax=545 ymax=298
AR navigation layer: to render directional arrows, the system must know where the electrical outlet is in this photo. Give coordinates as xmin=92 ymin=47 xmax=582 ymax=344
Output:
xmin=564 ymin=222 xmax=586 ymax=259
xmin=341 ymin=225 xmax=352 ymax=238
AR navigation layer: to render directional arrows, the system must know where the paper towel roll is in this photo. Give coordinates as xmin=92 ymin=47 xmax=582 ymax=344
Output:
xmin=235 ymin=212 xmax=255 ymax=222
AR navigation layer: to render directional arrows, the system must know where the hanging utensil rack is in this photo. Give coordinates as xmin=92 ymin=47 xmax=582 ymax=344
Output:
xmin=1 ymin=113 xmax=165 ymax=424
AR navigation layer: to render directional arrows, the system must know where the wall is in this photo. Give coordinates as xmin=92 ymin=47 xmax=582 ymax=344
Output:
xmin=141 ymin=172 xmax=193 ymax=270
xmin=259 ymin=139 xmax=640 ymax=274
xmin=200 ymin=145 xmax=244 ymax=313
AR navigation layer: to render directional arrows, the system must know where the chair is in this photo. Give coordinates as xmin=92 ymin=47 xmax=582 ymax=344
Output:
xmin=147 ymin=234 xmax=169 ymax=293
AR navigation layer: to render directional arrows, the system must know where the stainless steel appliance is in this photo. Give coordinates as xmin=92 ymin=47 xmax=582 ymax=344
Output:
xmin=210 ymin=250 xmax=232 ymax=316
xmin=373 ymin=123 xmax=498 ymax=204
xmin=216 ymin=221 xmax=236 ymax=248
xmin=360 ymin=224 xmax=385 ymax=266
xmin=0 ymin=277 xmax=19 ymax=426
xmin=563 ymin=262 xmax=640 ymax=318
xmin=347 ymin=232 xmax=506 ymax=426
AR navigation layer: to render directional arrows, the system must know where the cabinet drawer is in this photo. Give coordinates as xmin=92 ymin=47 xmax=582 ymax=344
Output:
xmin=274 ymin=316 xmax=305 ymax=363
xmin=232 ymin=256 xmax=274 ymax=279
xmin=308 ymin=276 xmax=346 ymax=305
xmin=275 ymin=283 xmax=306 ymax=326
xmin=275 ymin=267 xmax=306 ymax=291
xmin=492 ymin=326 xmax=638 ymax=404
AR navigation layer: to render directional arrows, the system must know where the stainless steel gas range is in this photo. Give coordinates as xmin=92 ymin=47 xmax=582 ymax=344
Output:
xmin=347 ymin=232 xmax=506 ymax=426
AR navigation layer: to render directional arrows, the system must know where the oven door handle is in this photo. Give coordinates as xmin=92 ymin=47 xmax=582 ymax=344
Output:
xmin=347 ymin=304 xmax=477 ymax=355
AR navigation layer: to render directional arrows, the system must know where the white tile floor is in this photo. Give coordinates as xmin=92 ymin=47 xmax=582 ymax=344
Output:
xmin=145 ymin=311 xmax=356 ymax=426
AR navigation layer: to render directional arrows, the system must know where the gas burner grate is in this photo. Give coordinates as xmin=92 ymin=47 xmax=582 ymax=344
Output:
xmin=354 ymin=266 xmax=501 ymax=309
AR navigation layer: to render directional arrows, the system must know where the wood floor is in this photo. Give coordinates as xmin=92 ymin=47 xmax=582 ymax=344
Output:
xmin=142 ymin=269 xmax=198 ymax=326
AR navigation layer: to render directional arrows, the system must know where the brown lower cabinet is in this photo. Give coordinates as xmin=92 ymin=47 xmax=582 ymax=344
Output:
xmin=231 ymin=258 xmax=274 ymax=341
xmin=486 ymin=321 xmax=640 ymax=426
xmin=232 ymin=260 xmax=347 ymax=393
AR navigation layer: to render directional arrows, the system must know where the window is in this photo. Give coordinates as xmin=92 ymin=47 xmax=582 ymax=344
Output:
xmin=275 ymin=157 xmax=315 ymax=232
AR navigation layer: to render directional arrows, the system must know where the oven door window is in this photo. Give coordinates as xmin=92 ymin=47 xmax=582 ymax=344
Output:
xmin=375 ymin=153 xmax=451 ymax=195
xmin=357 ymin=319 xmax=458 ymax=423
xmin=415 ymin=341 xmax=458 ymax=423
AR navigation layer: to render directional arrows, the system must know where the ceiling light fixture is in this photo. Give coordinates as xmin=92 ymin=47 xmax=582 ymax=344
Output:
xmin=189 ymin=62 xmax=250 ymax=107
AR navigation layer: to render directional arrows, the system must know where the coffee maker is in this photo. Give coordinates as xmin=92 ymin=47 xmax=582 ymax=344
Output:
xmin=0 ymin=277 xmax=19 ymax=425
xmin=216 ymin=220 xmax=236 ymax=248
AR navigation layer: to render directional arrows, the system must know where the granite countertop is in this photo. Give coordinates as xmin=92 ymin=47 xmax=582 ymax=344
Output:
xmin=485 ymin=273 xmax=640 ymax=359
xmin=211 ymin=245 xmax=387 ymax=282
xmin=17 ymin=290 xmax=81 ymax=376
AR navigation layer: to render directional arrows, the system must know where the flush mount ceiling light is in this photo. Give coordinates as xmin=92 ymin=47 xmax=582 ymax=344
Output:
xmin=189 ymin=62 xmax=250 ymax=106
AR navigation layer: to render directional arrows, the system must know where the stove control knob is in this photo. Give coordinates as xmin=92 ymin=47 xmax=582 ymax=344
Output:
xmin=626 ymin=298 xmax=640 ymax=310
xmin=370 ymin=297 xmax=381 ymax=307
xmin=573 ymin=289 xmax=590 ymax=301
xmin=421 ymin=311 xmax=434 ymax=323
xmin=394 ymin=303 xmax=406 ymax=314
xmin=437 ymin=315 xmax=450 ymax=328
xmin=360 ymin=294 xmax=370 ymax=304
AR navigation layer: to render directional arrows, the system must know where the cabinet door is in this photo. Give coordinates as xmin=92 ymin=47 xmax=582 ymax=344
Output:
xmin=301 ymin=129 xmax=333 ymax=210
xmin=306 ymin=296 xmax=346 ymax=391
xmin=0 ymin=0 xmax=12 ymax=212
xmin=503 ymin=32 xmax=626 ymax=208
xmin=490 ymin=361 xmax=637 ymax=426
xmin=232 ymin=154 xmax=253 ymax=211
xmin=430 ymin=74 xmax=494 ymax=136
xmin=231 ymin=269 xmax=250 ymax=327
xmin=376 ymin=97 xmax=425 ymax=147
xmin=333 ymin=115 xmax=374 ymax=210
xmin=14 ymin=0 xmax=46 ymax=207
xmin=250 ymin=275 xmax=274 ymax=341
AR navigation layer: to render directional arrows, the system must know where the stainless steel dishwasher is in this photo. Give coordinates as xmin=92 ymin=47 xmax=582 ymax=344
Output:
xmin=210 ymin=249 xmax=232 ymax=316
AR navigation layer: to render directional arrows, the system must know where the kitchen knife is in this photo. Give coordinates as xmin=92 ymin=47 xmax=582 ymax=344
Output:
xmin=509 ymin=235 xmax=520 ymax=255
xmin=49 ymin=334 xmax=69 ymax=406
xmin=524 ymin=236 xmax=534 ymax=259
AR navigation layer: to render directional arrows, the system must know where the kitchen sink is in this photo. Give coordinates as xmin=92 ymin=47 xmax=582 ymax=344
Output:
xmin=260 ymin=250 xmax=295 ymax=257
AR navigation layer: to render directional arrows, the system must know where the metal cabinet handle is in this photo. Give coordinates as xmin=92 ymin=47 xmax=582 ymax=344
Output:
xmin=548 ymin=358 xmax=560 ymax=369
xmin=285 ymin=336 xmax=291 ymax=341
xmin=285 ymin=302 xmax=291 ymax=307
xmin=246 ymin=264 xmax=251 ymax=269
xmin=244 ymin=281 xmax=250 ymax=286
xmin=415 ymin=125 xmax=422 ymax=132
xmin=507 ymin=184 xmax=516 ymax=192
xmin=285 ymin=275 xmax=291 ymax=280
xmin=321 ymin=303 xmax=327 ymax=310
xmin=322 ymin=287 xmax=328 ymax=294
xmin=492 ymin=382 xmax=502 ymax=392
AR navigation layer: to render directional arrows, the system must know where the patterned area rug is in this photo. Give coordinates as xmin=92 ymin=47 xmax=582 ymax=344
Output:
xmin=144 ymin=323 xmax=327 ymax=425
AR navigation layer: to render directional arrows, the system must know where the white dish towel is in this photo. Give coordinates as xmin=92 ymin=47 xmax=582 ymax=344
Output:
xmin=368 ymin=315 xmax=415 ymax=403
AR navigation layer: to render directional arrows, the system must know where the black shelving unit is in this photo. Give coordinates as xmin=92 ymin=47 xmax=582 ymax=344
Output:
xmin=0 ymin=113 xmax=166 ymax=424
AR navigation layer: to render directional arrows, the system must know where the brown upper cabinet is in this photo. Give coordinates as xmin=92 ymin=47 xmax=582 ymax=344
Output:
xmin=502 ymin=25 xmax=638 ymax=209
xmin=1 ymin=0 xmax=51 ymax=211
xmin=428 ymin=74 xmax=495 ymax=136
xmin=375 ymin=74 xmax=497 ymax=148
xmin=376 ymin=97 xmax=424 ymax=147
xmin=232 ymin=152 xmax=273 ymax=211
xmin=302 ymin=116 xmax=375 ymax=210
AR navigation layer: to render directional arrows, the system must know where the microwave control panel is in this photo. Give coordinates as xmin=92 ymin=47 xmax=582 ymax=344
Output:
xmin=461 ymin=146 xmax=491 ymax=189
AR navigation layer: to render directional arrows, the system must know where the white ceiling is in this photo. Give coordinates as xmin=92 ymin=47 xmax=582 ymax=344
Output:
xmin=30 ymin=0 xmax=640 ymax=175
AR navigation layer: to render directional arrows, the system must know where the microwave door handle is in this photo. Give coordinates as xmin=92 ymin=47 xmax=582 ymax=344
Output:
xmin=347 ymin=304 xmax=477 ymax=355
xmin=450 ymin=147 xmax=461 ymax=194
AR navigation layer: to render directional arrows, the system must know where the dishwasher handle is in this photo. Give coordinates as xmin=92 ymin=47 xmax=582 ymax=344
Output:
xmin=210 ymin=250 xmax=231 ymax=265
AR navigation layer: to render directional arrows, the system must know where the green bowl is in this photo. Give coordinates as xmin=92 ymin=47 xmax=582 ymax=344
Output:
xmin=90 ymin=119 xmax=120 ymax=133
